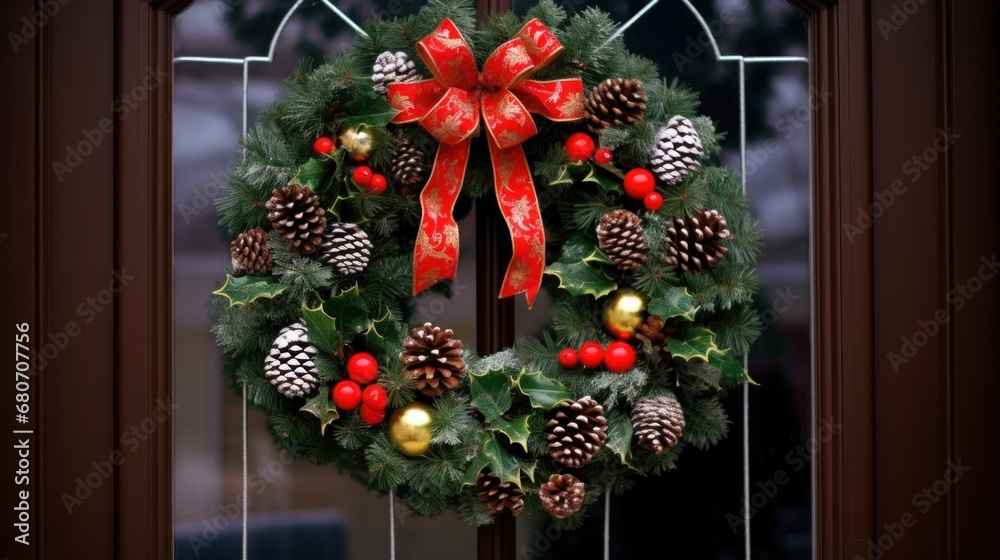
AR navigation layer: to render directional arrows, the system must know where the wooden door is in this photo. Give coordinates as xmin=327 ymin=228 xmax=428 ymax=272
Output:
xmin=1 ymin=1 xmax=997 ymax=559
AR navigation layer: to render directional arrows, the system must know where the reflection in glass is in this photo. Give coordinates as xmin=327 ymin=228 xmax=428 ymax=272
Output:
xmin=171 ymin=1 xmax=476 ymax=559
xmin=511 ymin=1 xmax=812 ymax=559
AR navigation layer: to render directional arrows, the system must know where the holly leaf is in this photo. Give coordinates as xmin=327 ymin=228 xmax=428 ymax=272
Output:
xmin=340 ymin=93 xmax=399 ymax=128
xmin=604 ymin=408 xmax=634 ymax=464
xmin=490 ymin=414 xmax=531 ymax=453
xmin=580 ymin=162 xmax=623 ymax=193
xmin=289 ymin=157 xmax=331 ymax=192
xmin=544 ymin=260 xmax=617 ymax=299
xmin=513 ymin=369 xmax=572 ymax=410
xmin=548 ymin=164 xmax=577 ymax=187
xmin=463 ymin=448 xmax=492 ymax=486
xmin=300 ymin=303 xmax=342 ymax=355
xmin=647 ymin=287 xmax=699 ymax=322
xmin=212 ymin=275 xmax=286 ymax=307
xmin=362 ymin=309 xmax=404 ymax=358
xmin=556 ymin=235 xmax=614 ymax=266
xmin=708 ymin=347 xmax=758 ymax=386
xmin=482 ymin=437 xmax=521 ymax=487
xmin=680 ymin=361 xmax=723 ymax=390
xmin=300 ymin=386 xmax=340 ymax=436
xmin=665 ymin=326 xmax=717 ymax=362
xmin=323 ymin=284 xmax=369 ymax=339
xmin=469 ymin=367 xmax=513 ymax=423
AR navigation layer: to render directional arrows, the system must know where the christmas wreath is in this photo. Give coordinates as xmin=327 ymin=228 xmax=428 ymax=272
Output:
xmin=211 ymin=0 xmax=762 ymax=527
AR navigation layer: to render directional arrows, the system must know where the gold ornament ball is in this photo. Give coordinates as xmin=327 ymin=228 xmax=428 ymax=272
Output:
xmin=338 ymin=127 xmax=373 ymax=162
xmin=388 ymin=402 xmax=434 ymax=457
xmin=603 ymin=288 xmax=647 ymax=340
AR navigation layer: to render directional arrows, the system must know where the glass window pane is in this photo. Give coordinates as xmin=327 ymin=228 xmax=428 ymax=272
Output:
xmin=510 ymin=1 xmax=812 ymax=558
xmin=172 ymin=2 xmax=477 ymax=558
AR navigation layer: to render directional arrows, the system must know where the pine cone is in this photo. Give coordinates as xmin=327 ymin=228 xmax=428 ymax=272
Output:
xmin=263 ymin=321 xmax=320 ymax=398
xmin=583 ymin=78 xmax=648 ymax=134
xmin=666 ymin=207 xmax=730 ymax=273
xmin=631 ymin=393 xmax=686 ymax=455
xmin=635 ymin=315 xmax=677 ymax=358
xmin=399 ymin=323 xmax=467 ymax=397
xmin=649 ymin=115 xmax=704 ymax=185
xmin=596 ymin=209 xmax=648 ymax=271
xmin=230 ymin=226 xmax=273 ymax=277
xmin=390 ymin=131 xmax=428 ymax=191
xmin=372 ymin=51 xmax=421 ymax=96
xmin=539 ymin=473 xmax=585 ymax=519
xmin=545 ymin=396 xmax=608 ymax=468
xmin=320 ymin=223 xmax=372 ymax=275
xmin=265 ymin=185 xmax=327 ymax=255
xmin=476 ymin=473 xmax=525 ymax=516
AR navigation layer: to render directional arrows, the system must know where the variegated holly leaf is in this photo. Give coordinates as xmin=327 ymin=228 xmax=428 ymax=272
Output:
xmin=362 ymin=309 xmax=405 ymax=357
xmin=544 ymin=260 xmax=617 ymax=299
xmin=647 ymin=287 xmax=699 ymax=322
xmin=341 ymin=93 xmax=399 ymax=128
xmin=556 ymin=234 xmax=614 ymax=265
xmin=289 ymin=157 xmax=331 ymax=192
xmin=300 ymin=386 xmax=340 ymax=436
xmin=212 ymin=275 xmax=286 ymax=307
xmin=490 ymin=414 xmax=531 ymax=453
xmin=708 ymin=347 xmax=757 ymax=386
xmin=323 ymin=284 xmax=369 ymax=338
xmin=300 ymin=303 xmax=342 ymax=355
xmin=665 ymin=326 xmax=718 ymax=362
xmin=513 ymin=369 xmax=573 ymax=410
xmin=469 ymin=367 xmax=512 ymax=423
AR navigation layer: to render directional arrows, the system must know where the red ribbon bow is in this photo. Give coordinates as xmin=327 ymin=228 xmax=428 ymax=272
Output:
xmin=388 ymin=18 xmax=584 ymax=307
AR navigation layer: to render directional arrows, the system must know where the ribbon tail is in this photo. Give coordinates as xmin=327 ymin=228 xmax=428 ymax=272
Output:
xmin=487 ymin=139 xmax=545 ymax=309
xmin=413 ymin=139 xmax=471 ymax=295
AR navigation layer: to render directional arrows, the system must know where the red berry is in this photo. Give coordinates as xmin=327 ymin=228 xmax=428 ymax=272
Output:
xmin=331 ymin=380 xmax=362 ymax=410
xmin=623 ymin=168 xmax=656 ymax=200
xmin=564 ymin=132 xmax=596 ymax=163
xmin=368 ymin=173 xmax=388 ymax=194
xmin=603 ymin=341 xmax=636 ymax=373
xmin=558 ymin=348 xmax=579 ymax=369
xmin=313 ymin=136 xmax=335 ymax=155
xmin=579 ymin=341 xmax=605 ymax=369
xmin=352 ymin=165 xmax=373 ymax=187
xmin=594 ymin=147 xmax=613 ymax=165
xmin=347 ymin=352 xmax=379 ymax=384
xmin=644 ymin=191 xmax=664 ymax=212
xmin=359 ymin=403 xmax=386 ymax=425
xmin=362 ymin=384 xmax=389 ymax=410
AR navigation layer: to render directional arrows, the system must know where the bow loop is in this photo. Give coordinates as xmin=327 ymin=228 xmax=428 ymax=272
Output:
xmin=387 ymin=17 xmax=583 ymax=306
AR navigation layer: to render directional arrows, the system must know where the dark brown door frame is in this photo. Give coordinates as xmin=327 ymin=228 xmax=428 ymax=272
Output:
xmin=5 ymin=0 xmax=996 ymax=558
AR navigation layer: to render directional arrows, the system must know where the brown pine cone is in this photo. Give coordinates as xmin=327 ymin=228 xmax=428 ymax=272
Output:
xmin=583 ymin=78 xmax=648 ymax=134
xmin=265 ymin=184 xmax=327 ymax=255
xmin=631 ymin=393 xmax=686 ymax=455
xmin=390 ymin=130 xmax=428 ymax=191
xmin=596 ymin=208 xmax=649 ymax=271
xmin=476 ymin=473 xmax=525 ymax=516
xmin=545 ymin=396 xmax=608 ymax=468
xmin=230 ymin=226 xmax=274 ymax=277
xmin=399 ymin=323 xmax=467 ymax=397
xmin=666 ymin=207 xmax=730 ymax=273
xmin=635 ymin=315 xmax=677 ymax=357
xmin=539 ymin=473 xmax=585 ymax=519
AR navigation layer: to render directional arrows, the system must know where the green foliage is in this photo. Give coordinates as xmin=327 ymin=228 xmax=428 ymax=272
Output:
xmin=209 ymin=0 xmax=764 ymax=529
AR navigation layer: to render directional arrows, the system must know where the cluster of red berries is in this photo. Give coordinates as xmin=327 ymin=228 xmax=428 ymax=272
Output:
xmin=332 ymin=352 xmax=389 ymax=425
xmin=313 ymin=136 xmax=387 ymax=194
xmin=563 ymin=132 xmax=612 ymax=165
xmin=558 ymin=340 xmax=636 ymax=373
xmin=562 ymin=132 xmax=663 ymax=213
